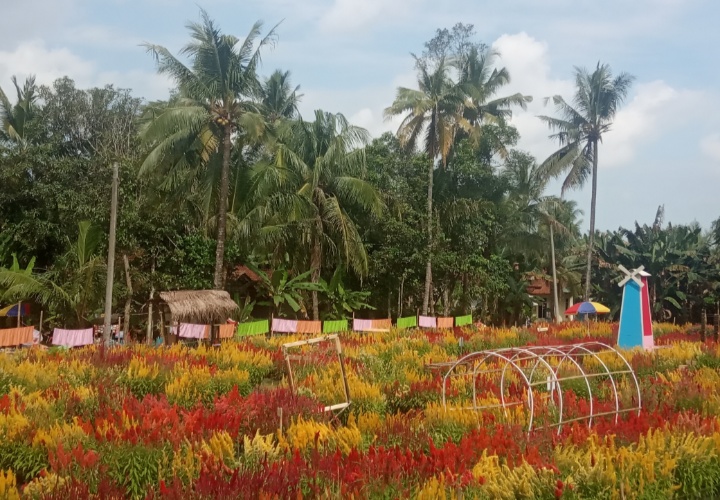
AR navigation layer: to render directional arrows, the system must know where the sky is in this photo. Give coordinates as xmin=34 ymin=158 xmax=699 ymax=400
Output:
xmin=1 ymin=0 xmax=718 ymax=231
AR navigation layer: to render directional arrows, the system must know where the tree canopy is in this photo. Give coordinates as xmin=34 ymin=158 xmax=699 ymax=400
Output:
xmin=1 ymin=13 xmax=717 ymax=333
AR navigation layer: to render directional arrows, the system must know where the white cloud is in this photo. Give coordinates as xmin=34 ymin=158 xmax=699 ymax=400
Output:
xmin=0 ymin=40 xmax=95 ymax=88
xmin=59 ymin=24 xmax=144 ymax=50
xmin=96 ymin=70 xmax=172 ymax=101
xmin=493 ymin=33 xmax=703 ymax=171
xmin=492 ymin=32 xmax=574 ymax=163
xmin=0 ymin=40 xmax=170 ymax=102
xmin=700 ymin=133 xmax=720 ymax=162
xmin=0 ymin=0 xmax=77 ymax=50
xmin=602 ymin=81 xmax=701 ymax=167
xmin=298 ymin=69 xmax=416 ymax=137
xmin=318 ymin=0 xmax=423 ymax=34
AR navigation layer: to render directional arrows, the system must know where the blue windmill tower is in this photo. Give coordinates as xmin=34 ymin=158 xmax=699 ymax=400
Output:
xmin=617 ymin=265 xmax=654 ymax=350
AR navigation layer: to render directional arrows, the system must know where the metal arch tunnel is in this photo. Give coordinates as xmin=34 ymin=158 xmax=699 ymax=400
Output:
xmin=439 ymin=342 xmax=641 ymax=433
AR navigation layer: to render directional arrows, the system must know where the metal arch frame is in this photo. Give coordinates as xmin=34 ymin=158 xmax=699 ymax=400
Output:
xmin=492 ymin=348 xmax=563 ymax=432
xmin=574 ymin=341 xmax=642 ymax=418
xmin=440 ymin=343 xmax=642 ymax=433
xmin=555 ymin=343 xmax=621 ymax=425
xmin=442 ymin=350 xmax=536 ymax=426
xmin=503 ymin=345 xmax=592 ymax=433
xmin=442 ymin=348 xmax=562 ymax=432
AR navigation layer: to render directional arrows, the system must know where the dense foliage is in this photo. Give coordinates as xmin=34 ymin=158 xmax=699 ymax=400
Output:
xmin=0 ymin=14 xmax=718 ymax=330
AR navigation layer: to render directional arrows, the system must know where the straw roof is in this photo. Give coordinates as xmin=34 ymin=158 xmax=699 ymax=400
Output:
xmin=157 ymin=290 xmax=238 ymax=324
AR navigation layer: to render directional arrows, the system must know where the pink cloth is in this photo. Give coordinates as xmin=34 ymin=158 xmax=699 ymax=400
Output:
xmin=178 ymin=323 xmax=209 ymax=339
xmin=353 ymin=318 xmax=373 ymax=331
xmin=272 ymin=318 xmax=298 ymax=333
xmin=52 ymin=328 xmax=94 ymax=347
xmin=418 ymin=316 xmax=437 ymax=328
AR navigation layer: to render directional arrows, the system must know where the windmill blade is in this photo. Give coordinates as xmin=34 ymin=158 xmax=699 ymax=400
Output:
xmin=631 ymin=266 xmax=645 ymax=287
xmin=618 ymin=265 xmax=632 ymax=287
xmin=618 ymin=264 xmax=644 ymax=287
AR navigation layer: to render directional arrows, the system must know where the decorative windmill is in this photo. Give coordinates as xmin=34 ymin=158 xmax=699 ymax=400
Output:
xmin=617 ymin=265 xmax=654 ymax=350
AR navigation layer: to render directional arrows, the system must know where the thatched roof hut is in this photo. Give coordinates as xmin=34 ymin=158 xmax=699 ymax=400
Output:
xmin=156 ymin=290 xmax=238 ymax=324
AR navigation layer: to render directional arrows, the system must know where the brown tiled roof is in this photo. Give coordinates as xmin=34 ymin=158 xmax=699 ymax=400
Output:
xmin=526 ymin=277 xmax=551 ymax=296
xmin=231 ymin=265 xmax=261 ymax=282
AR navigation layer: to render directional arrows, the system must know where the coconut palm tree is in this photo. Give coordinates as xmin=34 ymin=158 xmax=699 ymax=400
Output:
xmin=385 ymin=48 xmax=530 ymax=315
xmin=141 ymin=9 xmax=277 ymax=289
xmin=384 ymin=58 xmax=466 ymax=315
xmin=260 ymin=70 xmax=302 ymax=123
xmin=458 ymin=46 xmax=531 ymax=148
xmin=538 ymin=62 xmax=634 ymax=301
xmin=258 ymin=110 xmax=383 ymax=319
xmin=0 ymin=75 xmax=38 ymax=149
xmin=502 ymin=151 xmax=582 ymax=321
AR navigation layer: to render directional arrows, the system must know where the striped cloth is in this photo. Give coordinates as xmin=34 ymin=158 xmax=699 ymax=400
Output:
xmin=237 ymin=320 xmax=269 ymax=338
xmin=323 ymin=320 xmax=348 ymax=333
xmin=0 ymin=326 xmax=33 ymax=347
xmin=272 ymin=318 xmax=298 ymax=333
xmin=371 ymin=319 xmax=392 ymax=331
xmin=437 ymin=317 xmax=454 ymax=329
xmin=353 ymin=318 xmax=391 ymax=332
xmin=52 ymin=328 xmax=94 ymax=347
xmin=418 ymin=316 xmax=437 ymax=328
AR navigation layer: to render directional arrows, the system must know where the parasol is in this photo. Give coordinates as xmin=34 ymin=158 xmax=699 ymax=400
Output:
xmin=565 ymin=301 xmax=610 ymax=315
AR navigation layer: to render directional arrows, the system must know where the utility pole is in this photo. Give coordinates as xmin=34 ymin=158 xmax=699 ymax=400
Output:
xmin=550 ymin=223 xmax=561 ymax=324
xmin=103 ymin=162 xmax=119 ymax=346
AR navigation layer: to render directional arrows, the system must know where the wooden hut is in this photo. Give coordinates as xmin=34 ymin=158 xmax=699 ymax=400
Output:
xmin=152 ymin=290 xmax=239 ymax=344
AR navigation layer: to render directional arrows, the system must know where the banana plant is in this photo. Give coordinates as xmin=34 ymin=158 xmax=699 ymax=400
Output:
xmin=318 ymin=266 xmax=374 ymax=320
xmin=246 ymin=264 xmax=321 ymax=317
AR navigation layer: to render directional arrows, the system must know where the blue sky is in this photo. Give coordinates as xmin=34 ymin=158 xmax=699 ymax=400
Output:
xmin=1 ymin=0 xmax=718 ymax=231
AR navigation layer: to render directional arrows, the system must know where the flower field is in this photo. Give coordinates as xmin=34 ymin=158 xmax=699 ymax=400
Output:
xmin=1 ymin=323 xmax=720 ymax=498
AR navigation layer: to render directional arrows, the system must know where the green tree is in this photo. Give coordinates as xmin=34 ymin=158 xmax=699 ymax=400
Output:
xmin=141 ymin=9 xmax=277 ymax=289
xmin=384 ymin=56 xmax=465 ymax=315
xmin=385 ymin=25 xmax=529 ymax=316
xmin=246 ymin=264 xmax=320 ymax=318
xmin=539 ymin=63 xmax=634 ymax=300
xmin=0 ymin=75 xmax=38 ymax=148
xmin=260 ymin=111 xmax=383 ymax=320
xmin=0 ymin=221 xmax=105 ymax=326
xmin=259 ymin=70 xmax=301 ymax=123
xmin=318 ymin=266 xmax=374 ymax=320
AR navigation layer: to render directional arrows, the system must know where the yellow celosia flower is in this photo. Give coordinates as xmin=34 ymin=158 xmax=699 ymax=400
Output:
xmin=202 ymin=430 xmax=236 ymax=467
xmin=282 ymin=417 xmax=361 ymax=454
xmin=0 ymin=470 xmax=20 ymax=500
xmin=32 ymin=418 xmax=88 ymax=451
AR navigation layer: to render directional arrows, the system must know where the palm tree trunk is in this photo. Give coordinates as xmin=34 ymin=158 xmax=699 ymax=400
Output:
xmin=213 ymin=124 xmax=233 ymax=289
xmin=584 ymin=141 xmax=599 ymax=301
xmin=311 ymin=218 xmax=322 ymax=321
xmin=423 ymin=158 xmax=434 ymax=315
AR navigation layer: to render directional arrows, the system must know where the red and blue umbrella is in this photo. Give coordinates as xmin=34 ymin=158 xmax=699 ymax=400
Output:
xmin=0 ymin=303 xmax=30 ymax=317
xmin=565 ymin=301 xmax=610 ymax=315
